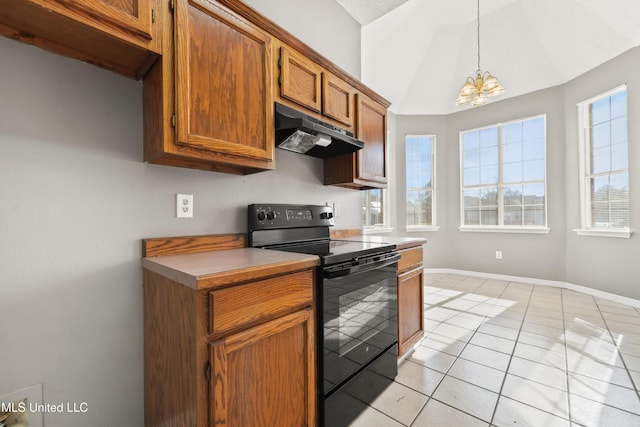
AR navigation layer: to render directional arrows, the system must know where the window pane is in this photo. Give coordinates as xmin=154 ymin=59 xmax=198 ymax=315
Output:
xmin=464 ymin=189 xmax=481 ymax=208
xmin=524 ymin=206 xmax=545 ymax=226
xmin=504 ymin=122 xmax=523 ymax=144
xmin=363 ymin=189 xmax=384 ymax=227
xmin=464 ymin=167 xmax=480 ymax=186
xmin=463 ymin=131 xmax=480 ymax=151
xmin=480 ymin=147 xmax=498 ymax=166
xmin=480 ymin=127 xmax=498 ymax=148
xmin=481 ymin=186 xmax=499 ymax=226
xmin=502 ymin=142 xmax=523 ymax=163
xmin=611 ymin=142 xmax=628 ymax=171
xmin=463 ymin=189 xmax=481 ymax=225
xmin=406 ymin=135 xmax=434 ymax=227
xmin=609 ymin=173 xmax=629 ymax=228
xmin=504 ymin=206 xmax=522 ymax=226
xmin=504 ymin=184 xmax=523 ymax=206
xmin=480 ymin=165 xmax=499 ymax=185
xmin=591 ymin=122 xmax=610 ymax=149
xmin=523 ymin=116 xmax=545 ymax=140
xmin=464 ymin=149 xmax=480 ymax=168
xmin=611 ymin=90 xmax=626 ymax=118
xmin=523 ymin=159 xmax=545 ymax=181
xmin=523 ymin=183 xmax=545 ymax=205
xmin=611 ymin=117 xmax=627 ymax=145
xmin=591 ymin=146 xmax=611 ymax=174
xmin=503 ymin=162 xmax=523 ymax=183
xmin=480 ymin=207 xmax=498 ymax=225
xmin=523 ymin=139 xmax=545 ymax=160
xmin=591 ymin=97 xmax=610 ymax=125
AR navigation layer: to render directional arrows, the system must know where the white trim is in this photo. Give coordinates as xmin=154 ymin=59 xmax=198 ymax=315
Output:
xmin=574 ymin=228 xmax=632 ymax=238
xmin=424 ymin=268 xmax=640 ymax=308
xmin=458 ymin=226 xmax=550 ymax=234
xmin=406 ymin=226 xmax=440 ymax=232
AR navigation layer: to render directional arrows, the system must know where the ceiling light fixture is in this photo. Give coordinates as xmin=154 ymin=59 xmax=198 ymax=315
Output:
xmin=455 ymin=0 xmax=505 ymax=107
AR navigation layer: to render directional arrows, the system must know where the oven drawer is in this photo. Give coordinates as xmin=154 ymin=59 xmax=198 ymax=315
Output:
xmin=398 ymin=247 xmax=423 ymax=273
xmin=209 ymin=270 xmax=314 ymax=336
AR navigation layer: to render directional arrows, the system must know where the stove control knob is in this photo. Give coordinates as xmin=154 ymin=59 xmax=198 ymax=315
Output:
xmin=257 ymin=211 xmax=266 ymax=221
xmin=266 ymin=211 xmax=275 ymax=221
xmin=320 ymin=212 xmax=334 ymax=220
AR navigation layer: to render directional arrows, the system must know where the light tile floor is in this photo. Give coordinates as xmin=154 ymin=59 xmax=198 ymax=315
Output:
xmin=348 ymin=273 xmax=640 ymax=426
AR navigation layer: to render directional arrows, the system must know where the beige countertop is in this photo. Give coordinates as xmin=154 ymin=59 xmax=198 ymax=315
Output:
xmin=142 ymin=247 xmax=319 ymax=290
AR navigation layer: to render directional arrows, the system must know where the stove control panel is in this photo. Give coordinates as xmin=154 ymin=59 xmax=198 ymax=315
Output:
xmin=248 ymin=204 xmax=335 ymax=230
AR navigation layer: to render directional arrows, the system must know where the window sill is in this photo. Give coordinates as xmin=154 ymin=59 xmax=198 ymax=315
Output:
xmin=363 ymin=226 xmax=393 ymax=235
xmin=458 ymin=226 xmax=551 ymax=234
xmin=405 ymin=226 xmax=440 ymax=232
xmin=574 ymin=229 xmax=631 ymax=239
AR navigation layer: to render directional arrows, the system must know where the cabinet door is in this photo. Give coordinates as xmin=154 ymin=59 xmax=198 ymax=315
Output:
xmin=211 ymin=309 xmax=316 ymax=426
xmin=0 ymin=0 xmax=158 ymax=78
xmin=357 ymin=94 xmax=388 ymax=186
xmin=56 ymin=0 xmax=153 ymax=41
xmin=398 ymin=267 xmax=424 ymax=356
xmin=322 ymin=72 xmax=355 ymax=128
xmin=279 ymin=46 xmax=322 ymax=112
xmin=175 ymin=0 xmax=274 ymax=164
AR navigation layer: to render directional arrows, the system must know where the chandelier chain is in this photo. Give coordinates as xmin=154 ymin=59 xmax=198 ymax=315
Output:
xmin=477 ymin=0 xmax=480 ymax=72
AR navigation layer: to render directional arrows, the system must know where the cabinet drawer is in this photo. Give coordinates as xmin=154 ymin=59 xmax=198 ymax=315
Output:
xmin=398 ymin=247 xmax=423 ymax=273
xmin=209 ymin=270 xmax=314 ymax=336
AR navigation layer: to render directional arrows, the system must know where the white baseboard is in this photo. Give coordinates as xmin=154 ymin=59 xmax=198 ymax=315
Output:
xmin=424 ymin=268 xmax=640 ymax=309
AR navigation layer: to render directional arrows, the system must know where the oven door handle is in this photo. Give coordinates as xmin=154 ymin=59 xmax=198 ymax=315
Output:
xmin=323 ymin=252 xmax=400 ymax=279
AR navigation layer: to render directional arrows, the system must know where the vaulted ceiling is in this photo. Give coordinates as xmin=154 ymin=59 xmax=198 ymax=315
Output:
xmin=336 ymin=0 xmax=640 ymax=114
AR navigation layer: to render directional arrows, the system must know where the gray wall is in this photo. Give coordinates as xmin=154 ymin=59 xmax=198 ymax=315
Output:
xmin=244 ymin=0 xmax=361 ymax=78
xmin=390 ymin=48 xmax=640 ymax=300
xmin=0 ymin=1 xmax=361 ymax=425
xmin=563 ymin=47 xmax=640 ymax=299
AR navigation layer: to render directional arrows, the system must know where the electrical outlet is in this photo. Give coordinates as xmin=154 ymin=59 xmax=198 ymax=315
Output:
xmin=496 ymin=251 xmax=503 ymax=260
xmin=176 ymin=194 xmax=193 ymax=218
xmin=0 ymin=384 xmax=43 ymax=427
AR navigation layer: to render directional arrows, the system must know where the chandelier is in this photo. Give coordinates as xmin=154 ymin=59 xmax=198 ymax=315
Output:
xmin=455 ymin=0 xmax=505 ymax=106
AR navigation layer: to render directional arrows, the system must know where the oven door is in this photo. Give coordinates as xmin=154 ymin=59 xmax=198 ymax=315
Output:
xmin=320 ymin=251 xmax=400 ymax=397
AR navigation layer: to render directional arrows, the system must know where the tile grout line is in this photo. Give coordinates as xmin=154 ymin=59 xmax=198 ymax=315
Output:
xmin=593 ymin=296 xmax=640 ymax=402
xmin=409 ymin=276 xmax=496 ymax=426
xmin=487 ymin=281 xmax=535 ymax=426
xmin=560 ymin=288 xmax=574 ymax=425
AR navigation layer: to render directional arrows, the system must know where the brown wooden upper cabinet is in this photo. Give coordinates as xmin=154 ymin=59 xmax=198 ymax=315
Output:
xmin=0 ymin=0 xmax=159 ymax=78
xmin=278 ymin=45 xmax=356 ymax=130
xmin=322 ymin=72 xmax=356 ymax=128
xmin=143 ymin=0 xmax=275 ymax=174
xmin=279 ymin=46 xmax=323 ymax=113
xmin=324 ymin=93 xmax=388 ymax=189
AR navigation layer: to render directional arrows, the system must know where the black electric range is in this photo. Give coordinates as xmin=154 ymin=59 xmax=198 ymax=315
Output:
xmin=248 ymin=204 xmax=399 ymax=427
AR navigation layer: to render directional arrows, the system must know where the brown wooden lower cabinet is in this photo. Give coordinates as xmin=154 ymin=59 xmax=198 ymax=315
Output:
xmin=397 ymin=245 xmax=425 ymax=357
xmin=211 ymin=308 xmax=315 ymax=426
xmin=144 ymin=264 xmax=316 ymax=427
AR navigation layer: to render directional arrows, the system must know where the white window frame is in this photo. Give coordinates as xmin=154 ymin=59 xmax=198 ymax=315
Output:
xmin=459 ymin=114 xmax=550 ymax=234
xmin=405 ymin=134 xmax=439 ymax=232
xmin=363 ymin=188 xmax=392 ymax=233
xmin=575 ymin=85 xmax=631 ymax=238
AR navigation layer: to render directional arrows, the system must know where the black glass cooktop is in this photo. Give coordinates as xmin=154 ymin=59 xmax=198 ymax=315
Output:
xmin=266 ymin=239 xmax=395 ymax=265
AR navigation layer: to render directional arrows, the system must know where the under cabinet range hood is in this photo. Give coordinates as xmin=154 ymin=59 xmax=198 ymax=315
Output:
xmin=274 ymin=102 xmax=364 ymax=158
